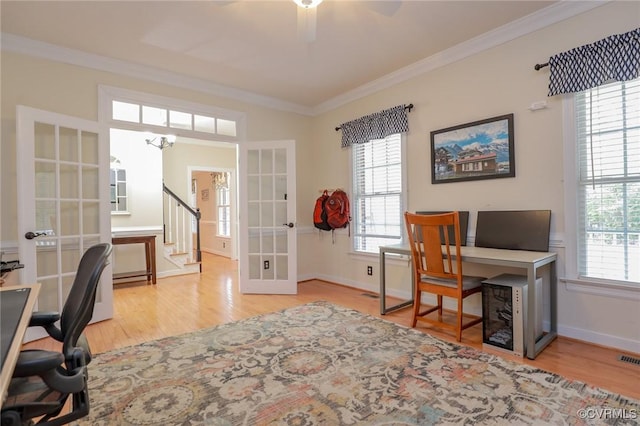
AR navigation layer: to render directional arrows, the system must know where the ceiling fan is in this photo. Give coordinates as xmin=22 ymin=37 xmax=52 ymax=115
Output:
xmin=293 ymin=0 xmax=402 ymax=43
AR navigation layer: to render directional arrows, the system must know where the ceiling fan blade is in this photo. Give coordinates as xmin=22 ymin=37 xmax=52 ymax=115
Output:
xmin=297 ymin=6 xmax=317 ymax=43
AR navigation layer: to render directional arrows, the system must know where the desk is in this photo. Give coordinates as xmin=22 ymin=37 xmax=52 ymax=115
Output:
xmin=379 ymin=244 xmax=557 ymax=360
xmin=112 ymin=235 xmax=157 ymax=284
xmin=1 ymin=284 xmax=40 ymax=403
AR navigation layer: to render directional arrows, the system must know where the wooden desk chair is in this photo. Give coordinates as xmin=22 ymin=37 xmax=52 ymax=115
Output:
xmin=404 ymin=211 xmax=485 ymax=342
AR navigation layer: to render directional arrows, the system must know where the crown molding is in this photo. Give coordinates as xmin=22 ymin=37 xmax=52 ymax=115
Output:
xmin=1 ymin=32 xmax=315 ymax=116
xmin=312 ymin=0 xmax=608 ymax=115
xmin=1 ymin=1 xmax=606 ymax=117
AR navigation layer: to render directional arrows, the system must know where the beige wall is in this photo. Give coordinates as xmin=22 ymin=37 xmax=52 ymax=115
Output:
xmin=302 ymin=1 xmax=640 ymax=351
xmin=1 ymin=1 xmax=638 ymax=351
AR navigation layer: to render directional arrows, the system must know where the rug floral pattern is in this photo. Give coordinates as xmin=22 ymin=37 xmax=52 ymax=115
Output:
xmin=78 ymin=302 xmax=639 ymax=425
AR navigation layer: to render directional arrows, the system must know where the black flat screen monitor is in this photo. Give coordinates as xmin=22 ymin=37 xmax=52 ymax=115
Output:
xmin=475 ymin=210 xmax=551 ymax=252
xmin=415 ymin=211 xmax=469 ymax=246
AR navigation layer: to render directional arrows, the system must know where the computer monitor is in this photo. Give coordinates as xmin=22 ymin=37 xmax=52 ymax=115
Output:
xmin=475 ymin=210 xmax=551 ymax=252
xmin=415 ymin=211 xmax=469 ymax=246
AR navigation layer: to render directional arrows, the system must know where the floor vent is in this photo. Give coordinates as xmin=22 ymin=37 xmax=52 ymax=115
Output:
xmin=618 ymin=354 xmax=640 ymax=366
xmin=361 ymin=293 xmax=379 ymax=299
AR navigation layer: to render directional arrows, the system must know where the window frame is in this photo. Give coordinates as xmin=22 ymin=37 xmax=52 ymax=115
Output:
xmin=562 ymin=82 xmax=640 ymax=297
xmin=350 ymin=133 xmax=407 ymax=255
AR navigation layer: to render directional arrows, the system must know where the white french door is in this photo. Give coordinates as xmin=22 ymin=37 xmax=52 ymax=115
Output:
xmin=239 ymin=140 xmax=297 ymax=294
xmin=16 ymin=106 xmax=113 ymax=340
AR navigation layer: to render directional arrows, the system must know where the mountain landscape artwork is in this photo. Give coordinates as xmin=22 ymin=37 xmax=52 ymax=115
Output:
xmin=431 ymin=114 xmax=515 ymax=184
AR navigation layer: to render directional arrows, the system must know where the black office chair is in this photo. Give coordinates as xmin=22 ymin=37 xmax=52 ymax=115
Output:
xmin=1 ymin=243 xmax=112 ymax=426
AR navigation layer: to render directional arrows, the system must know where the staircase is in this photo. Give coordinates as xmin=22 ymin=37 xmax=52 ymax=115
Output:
xmin=163 ymin=183 xmax=202 ymax=274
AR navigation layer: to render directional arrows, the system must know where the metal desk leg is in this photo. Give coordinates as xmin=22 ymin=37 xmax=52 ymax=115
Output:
xmin=379 ymin=247 xmax=414 ymax=315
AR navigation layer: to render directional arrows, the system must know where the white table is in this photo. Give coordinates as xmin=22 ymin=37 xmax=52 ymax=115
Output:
xmin=379 ymin=244 xmax=557 ymax=360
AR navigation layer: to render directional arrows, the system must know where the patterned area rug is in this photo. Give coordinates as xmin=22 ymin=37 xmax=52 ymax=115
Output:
xmin=78 ymin=302 xmax=639 ymax=425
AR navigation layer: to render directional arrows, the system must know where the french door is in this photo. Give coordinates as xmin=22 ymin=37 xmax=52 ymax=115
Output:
xmin=16 ymin=106 xmax=113 ymax=340
xmin=238 ymin=140 xmax=297 ymax=294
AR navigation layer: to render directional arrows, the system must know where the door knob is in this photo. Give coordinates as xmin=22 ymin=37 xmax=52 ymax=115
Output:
xmin=25 ymin=231 xmax=47 ymax=240
xmin=283 ymin=223 xmax=294 ymax=228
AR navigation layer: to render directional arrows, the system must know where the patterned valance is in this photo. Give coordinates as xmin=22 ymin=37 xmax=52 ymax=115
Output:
xmin=339 ymin=104 xmax=410 ymax=148
xmin=548 ymin=28 xmax=640 ymax=96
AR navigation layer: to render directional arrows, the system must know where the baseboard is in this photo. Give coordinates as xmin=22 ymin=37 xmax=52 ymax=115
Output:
xmin=305 ymin=274 xmax=640 ymax=354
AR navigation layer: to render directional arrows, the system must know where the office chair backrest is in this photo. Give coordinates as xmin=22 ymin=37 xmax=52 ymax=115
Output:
xmin=405 ymin=211 xmax=462 ymax=279
xmin=60 ymin=243 xmax=112 ymax=362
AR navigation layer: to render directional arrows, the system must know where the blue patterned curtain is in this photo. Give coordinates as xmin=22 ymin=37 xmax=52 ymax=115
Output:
xmin=339 ymin=104 xmax=410 ymax=148
xmin=548 ymin=28 xmax=640 ymax=96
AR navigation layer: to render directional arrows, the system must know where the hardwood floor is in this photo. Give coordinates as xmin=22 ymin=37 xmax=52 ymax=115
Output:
xmin=24 ymin=252 xmax=640 ymax=400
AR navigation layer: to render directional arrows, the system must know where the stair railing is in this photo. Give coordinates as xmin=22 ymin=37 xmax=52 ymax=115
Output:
xmin=163 ymin=183 xmax=202 ymax=271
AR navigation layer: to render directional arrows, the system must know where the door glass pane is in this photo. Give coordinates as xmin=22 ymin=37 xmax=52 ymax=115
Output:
xmin=61 ymin=274 xmax=75 ymax=304
xmin=81 ymin=131 xmax=99 ymax=165
xmin=275 ymin=202 xmax=287 ymax=226
xmin=248 ymin=150 xmax=259 ymax=173
xmin=35 ymin=162 xmax=56 ymax=198
xmin=248 ymin=231 xmax=260 ymax=253
xmin=248 ymin=203 xmax=260 ymax=227
xmin=274 ymin=148 xmax=286 ymax=173
xmin=60 ymin=201 xmax=80 ymax=235
xmin=249 ymin=255 xmax=260 ymax=279
xmin=61 ymin=238 xmax=81 ymax=274
xmin=60 ymin=164 xmax=79 ymax=199
xmin=83 ymin=201 xmax=100 ymax=234
xmin=82 ymin=166 xmax=99 ymax=199
xmin=261 ymin=149 xmax=273 ymax=174
xmin=36 ymin=246 xmax=58 ymax=277
xmin=275 ymin=176 xmax=286 ymax=201
xmin=59 ymin=127 xmax=78 ymax=162
xmin=248 ymin=176 xmax=259 ymax=201
xmin=34 ymin=122 xmax=55 ymax=160
xmin=276 ymin=255 xmax=288 ymax=280
xmin=262 ymin=231 xmax=274 ymax=254
xmin=262 ymin=202 xmax=274 ymax=227
xmin=35 ymin=200 xmax=56 ymax=234
xmin=261 ymin=176 xmax=273 ymax=201
xmin=275 ymin=231 xmax=288 ymax=253
xmin=37 ymin=277 xmax=60 ymax=312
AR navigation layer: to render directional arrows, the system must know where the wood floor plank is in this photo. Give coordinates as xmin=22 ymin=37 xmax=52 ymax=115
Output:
xmin=23 ymin=252 xmax=640 ymax=400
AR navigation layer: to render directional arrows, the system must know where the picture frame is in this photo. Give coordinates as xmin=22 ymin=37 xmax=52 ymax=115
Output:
xmin=431 ymin=113 xmax=515 ymax=184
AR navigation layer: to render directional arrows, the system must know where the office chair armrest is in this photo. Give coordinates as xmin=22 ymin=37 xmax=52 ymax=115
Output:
xmin=29 ymin=311 xmax=64 ymax=341
xmin=29 ymin=311 xmax=60 ymax=327
xmin=13 ymin=349 xmax=64 ymax=377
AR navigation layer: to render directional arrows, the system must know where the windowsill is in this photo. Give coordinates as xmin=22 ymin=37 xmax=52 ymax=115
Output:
xmin=561 ymin=277 xmax=640 ymax=300
xmin=110 ymin=211 xmax=131 ymax=216
xmin=349 ymin=250 xmax=410 ymax=265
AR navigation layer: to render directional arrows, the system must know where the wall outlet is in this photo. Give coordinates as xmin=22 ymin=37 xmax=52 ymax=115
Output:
xmin=222 ymin=241 xmax=226 ymax=248
xmin=367 ymin=266 xmax=373 ymax=276
xmin=264 ymin=260 xmax=270 ymax=270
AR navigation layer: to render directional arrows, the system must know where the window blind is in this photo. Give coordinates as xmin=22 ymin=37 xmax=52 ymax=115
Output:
xmin=575 ymin=79 xmax=640 ymax=283
xmin=352 ymin=134 xmax=404 ymax=253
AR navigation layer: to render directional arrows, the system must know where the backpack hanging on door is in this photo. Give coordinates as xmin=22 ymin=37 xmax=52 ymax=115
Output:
xmin=313 ymin=190 xmax=332 ymax=231
xmin=325 ymin=189 xmax=351 ymax=234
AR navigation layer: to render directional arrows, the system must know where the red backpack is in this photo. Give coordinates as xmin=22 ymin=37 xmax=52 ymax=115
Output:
xmin=325 ymin=189 xmax=351 ymax=232
xmin=313 ymin=190 xmax=332 ymax=231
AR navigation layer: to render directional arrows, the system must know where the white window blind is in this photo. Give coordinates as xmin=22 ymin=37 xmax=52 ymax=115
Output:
xmin=575 ymin=79 xmax=640 ymax=283
xmin=352 ymin=133 xmax=404 ymax=253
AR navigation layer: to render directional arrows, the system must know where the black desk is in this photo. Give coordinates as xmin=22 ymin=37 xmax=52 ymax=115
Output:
xmin=0 ymin=284 xmax=40 ymax=403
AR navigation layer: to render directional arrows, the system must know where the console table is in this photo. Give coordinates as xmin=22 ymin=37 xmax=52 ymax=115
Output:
xmin=379 ymin=243 xmax=557 ymax=360
xmin=112 ymin=235 xmax=157 ymax=284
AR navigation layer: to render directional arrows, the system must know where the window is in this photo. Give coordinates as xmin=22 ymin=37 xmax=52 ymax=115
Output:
xmin=574 ymin=79 xmax=640 ymax=284
xmin=217 ymin=186 xmax=231 ymax=237
xmin=352 ymin=133 xmax=405 ymax=253
xmin=110 ymin=157 xmax=128 ymax=213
